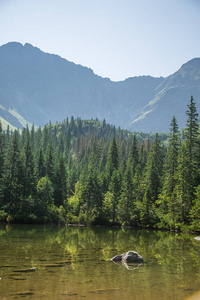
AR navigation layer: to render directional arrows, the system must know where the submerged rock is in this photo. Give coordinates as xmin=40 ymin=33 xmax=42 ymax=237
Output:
xmin=111 ymin=251 xmax=143 ymax=263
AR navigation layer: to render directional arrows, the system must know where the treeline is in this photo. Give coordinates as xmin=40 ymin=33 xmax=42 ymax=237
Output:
xmin=0 ymin=96 xmax=200 ymax=231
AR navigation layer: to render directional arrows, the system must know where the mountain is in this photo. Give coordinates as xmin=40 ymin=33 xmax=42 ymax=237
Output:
xmin=0 ymin=42 xmax=199 ymax=132
xmin=128 ymin=58 xmax=200 ymax=132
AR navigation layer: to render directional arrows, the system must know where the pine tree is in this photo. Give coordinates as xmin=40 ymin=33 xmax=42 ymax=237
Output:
xmin=79 ymin=170 xmax=103 ymax=224
xmin=107 ymin=169 xmax=121 ymax=223
xmin=35 ymin=149 xmax=46 ymax=180
xmin=105 ymin=137 xmax=118 ymax=182
xmin=30 ymin=124 xmax=35 ymax=151
xmin=138 ymin=143 xmax=147 ymax=173
xmin=184 ymin=96 xmax=199 ymax=187
xmin=45 ymin=141 xmax=54 ymax=181
xmin=174 ymin=143 xmax=192 ymax=222
xmin=145 ymin=133 xmax=164 ymax=202
xmin=22 ymin=134 xmax=35 ymax=196
xmin=42 ymin=125 xmax=49 ymax=153
xmin=173 ymin=96 xmax=200 ymax=224
xmin=2 ymin=130 xmax=24 ymax=215
xmin=35 ymin=126 xmax=42 ymax=153
xmin=65 ymin=126 xmax=71 ymax=152
xmin=128 ymin=135 xmax=139 ymax=176
xmin=161 ymin=116 xmax=180 ymax=212
xmin=118 ymin=163 xmax=134 ymax=225
xmin=185 ymin=96 xmax=199 ymax=161
xmin=54 ymin=155 xmax=67 ymax=206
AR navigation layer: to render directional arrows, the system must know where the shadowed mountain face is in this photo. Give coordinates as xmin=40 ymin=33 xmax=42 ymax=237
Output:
xmin=0 ymin=42 xmax=199 ymax=132
xmin=128 ymin=58 xmax=200 ymax=132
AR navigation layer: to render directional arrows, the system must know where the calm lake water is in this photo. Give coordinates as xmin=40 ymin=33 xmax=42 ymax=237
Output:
xmin=0 ymin=224 xmax=200 ymax=300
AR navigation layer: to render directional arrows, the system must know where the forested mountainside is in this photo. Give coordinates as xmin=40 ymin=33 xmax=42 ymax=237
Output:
xmin=0 ymin=42 xmax=200 ymax=132
xmin=0 ymin=96 xmax=200 ymax=232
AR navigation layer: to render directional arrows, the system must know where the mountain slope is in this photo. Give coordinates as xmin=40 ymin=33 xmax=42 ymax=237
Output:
xmin=128 ymin=58 xmax=200 ymax=132
xmin=0 ymin=42 xmax=199 ymax=132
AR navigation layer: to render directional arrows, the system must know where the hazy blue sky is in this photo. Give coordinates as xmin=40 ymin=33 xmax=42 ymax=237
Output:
xmin=0 ymin=0 xmax=199 ymax=81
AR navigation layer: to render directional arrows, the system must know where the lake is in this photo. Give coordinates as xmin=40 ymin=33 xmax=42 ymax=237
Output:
xmin=0 ymin=224 xmax=200 ymax=299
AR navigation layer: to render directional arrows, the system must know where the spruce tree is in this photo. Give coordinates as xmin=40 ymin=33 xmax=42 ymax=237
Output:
xmin=128 ymin=135 xmax=139 ymax=176
xmin=54 ymin=155 xmax=67 ymax=206
xmin=107 ymin=169 xmax=121 ymax=223
xmin=2 ymin=130 xmax=24 ymax=215
xmin=22 ymin=134 xmax=35 ymax=196
xmin=35 ymin=149 xmax=46 ymax=180
xmin=105 ymin=137 xmax=118 ymax=182
xmin=42 ymin=125 xmax=49 ymax=153
xmin=185 ymin=96 xmax=199 ymax=162
xmin=45 ymin=141 xmax=54 ymax=181
xmin=162 ymin=116 xmax=180 ymax=211
xmin=145 ymin=133 xmax=164 ymax=202
xmin=172 ymin=97 xmax=199 ymax=223
xmin=184 ymin=96 xmax=199 ymax=187
xmin=118 ymin=163 xmax=134 ymax=225
xmin=174 ymin=143 xmax=192 ymax=222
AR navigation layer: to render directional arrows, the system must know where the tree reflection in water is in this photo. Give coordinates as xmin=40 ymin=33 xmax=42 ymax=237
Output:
xmin=0 ymin=225 xmax=200 ymax=300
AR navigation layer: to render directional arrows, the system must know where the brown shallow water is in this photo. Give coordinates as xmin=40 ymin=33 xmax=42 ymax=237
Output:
xmin=0 ymin=224 xmax=200 ymax=299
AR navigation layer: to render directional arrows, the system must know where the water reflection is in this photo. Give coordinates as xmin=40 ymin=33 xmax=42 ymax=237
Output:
xmin=112 ymin=260 xmax=143 ymax=270
xmin=0 ymin=224 xmax=200 ymax=299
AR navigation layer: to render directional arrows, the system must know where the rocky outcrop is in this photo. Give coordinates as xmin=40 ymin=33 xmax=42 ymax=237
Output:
xmin=111 ymin=251 xmax=143 ymax=263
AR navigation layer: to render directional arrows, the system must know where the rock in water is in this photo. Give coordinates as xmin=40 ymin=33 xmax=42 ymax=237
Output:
xmin=123 ymin=251 xmax=143 ymax=263
xmin=111 ymin=251 xmax=143 ymax=263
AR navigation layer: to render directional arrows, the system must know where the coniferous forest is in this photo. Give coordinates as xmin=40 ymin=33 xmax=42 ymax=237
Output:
xmin=0 ymin=96 xmax=200 ymax=232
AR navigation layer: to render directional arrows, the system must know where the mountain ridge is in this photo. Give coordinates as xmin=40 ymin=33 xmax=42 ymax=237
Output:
xmin=0 ymin=42 xmax=199 ymax=132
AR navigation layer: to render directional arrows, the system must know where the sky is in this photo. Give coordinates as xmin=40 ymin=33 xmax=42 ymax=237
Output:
xmin=0 ymin=0 xmax=199 ymax=81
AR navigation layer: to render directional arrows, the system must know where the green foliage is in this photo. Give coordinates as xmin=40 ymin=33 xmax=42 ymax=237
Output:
xmin=145 ymin=133 xmax=164 ymax=202
xmin=0 ymin=97 xmax=200 ymax=230
xmin=37 ymin=176 xmax=54 ymax=207
xmin=0 ymin=210 xmax=8 ymax=222
xmin=189 ymin=185 xmax=200 ymax=231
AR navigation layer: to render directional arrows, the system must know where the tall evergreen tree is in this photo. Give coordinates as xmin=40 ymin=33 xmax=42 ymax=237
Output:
xmin=184 ymin=96 xmax=199 ymax=186
xmin=118 ymin=163 xmax=134 ymax=225
xmin=128 ymin=135 xmax=139 ymax=176
xmin=105 ymin=137 xmax=118 ymax=182
xmin=54 ymin=155 xmax=67 ymax=206
xmin=145 ymin=133 xmax=164 ymax=203
xmin=173 ymin=96 xmax=200 ymax=224
xmin=185 ymin=96 xmax=199 ymax=162
xmin=162 ymin=116 xmax=180 ymax=210
xmin=158 ymin=116 xmax=180 ymax=228
xmin=174 ymin=143 xmax=192 ymax=222
xmin=79 ymin=170 xmax=103 ymax=224
xmin=2 ymin=130 xmax=24 ymax=215
xmin=35 ymin=149 xmax=46 ymax=180
xmin=30 ymin=124 xmax=35 ymax=151
xmin=42 ymin=125 xmax=49 ymax=153
xmin=107 ymin=169 xmax=121 ymax=223
xmin=22 ymin=134 xmax=35 ymax=196
xmin=65 ymin=126 xmax=71 ymax=152
xmin=45 ymin=141 xmax=54 ymax=181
